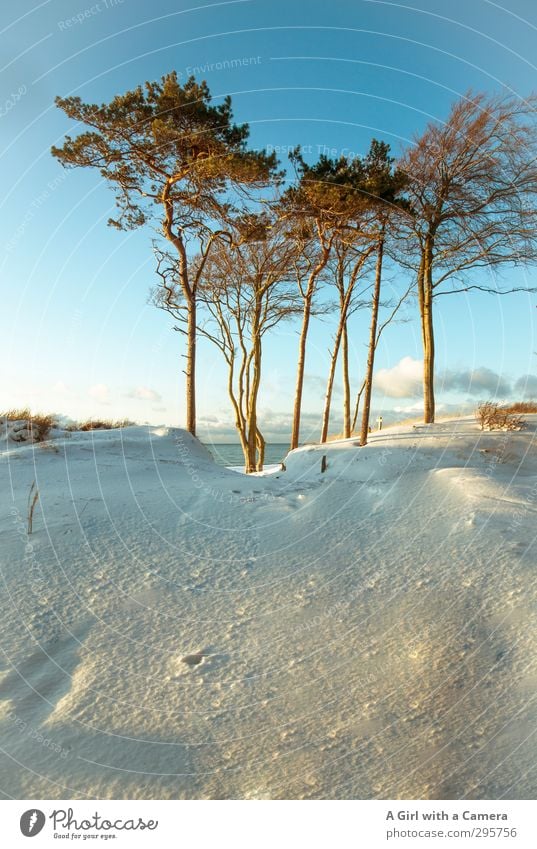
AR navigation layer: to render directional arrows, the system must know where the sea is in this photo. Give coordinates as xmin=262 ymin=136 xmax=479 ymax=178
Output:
xmin=204 ymin=443 xmax=290 ymax=467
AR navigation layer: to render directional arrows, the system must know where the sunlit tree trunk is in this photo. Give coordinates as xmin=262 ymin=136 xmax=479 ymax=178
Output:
xmin=359 ymin=232 xmax=384 ymax=446
xmin=418 ymin=240 xmax=435 ymax=424
xmin=290 ymin=238 xmax=332 ymax=450
xmin=351 ymin=378 xmax=366 ymax=433
xmin=291 ymin=284 xmax=314 ymax=451
xmin=246 ymin=309 xmax=263 ymax=473
xmin=162 ymin=181 xmax=198 ymax=436
xmin=185 ymin=296 xmax=196 ymax=436
xmin=256 ymin=428 xmax=265 ymax=472
xmin=320 ymin=316 xmax=346 ymax=443
xmin=341 ymin=323 xmax=351 ymax=438
xmin=320 ymin=249 xmax=371 ymax=443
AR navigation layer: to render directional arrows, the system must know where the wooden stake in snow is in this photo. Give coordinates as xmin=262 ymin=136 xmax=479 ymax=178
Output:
xmin=27 ymin=481 xmax=39 ymax=534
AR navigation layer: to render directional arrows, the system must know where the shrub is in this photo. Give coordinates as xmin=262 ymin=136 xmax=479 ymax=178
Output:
xmin=75 ymin=418 xmax=135 ymax=431
xmin=1 ymin=408 xmax=32 ymax=421
xmin=29 ymin=414 xmax=56 ymax=442
xmin=0 ymin=410 xmax=56 ymax=442
xmin=476 ymin=401 xmax=526 ymax=431
xmin=503 ymin=401 xmax=537 ymax=414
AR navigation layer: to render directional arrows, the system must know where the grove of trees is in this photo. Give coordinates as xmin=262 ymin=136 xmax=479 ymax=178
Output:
xmin=52 ymin=77 xmax=537 ymax=471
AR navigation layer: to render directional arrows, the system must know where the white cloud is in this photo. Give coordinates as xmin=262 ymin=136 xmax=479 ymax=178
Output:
xmin=374 ymin=357 xmax=423 ymax=398
xmin=514 ymin=374 xmax=537 ymax=398
xmin=393 ymin=401 xmax=425 ymax=414
xmin=127 ymin=386 xmax=162 ymax=402
xmin=196 ymin=407 xmax=323 ymax=443
xmin=375 ymin=358 xmax=513 ymax=400
xmin=393 ymin=401 xmax=457 ymax=415
xmin=88 ymin=383 xmax=110 ymax=403
xmin=441 ymin=367 xmax=511 ymax=396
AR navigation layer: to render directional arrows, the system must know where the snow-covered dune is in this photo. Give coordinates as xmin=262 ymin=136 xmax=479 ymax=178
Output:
xmin=1 ymin=418 xmax=536 ymax=799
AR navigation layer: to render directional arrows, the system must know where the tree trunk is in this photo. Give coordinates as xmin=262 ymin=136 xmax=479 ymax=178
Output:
xmin=290 ymin=236 xmax=332 ymax=450
xmin=225 ymin=355 xmax=249 ymax=472
xmin=359 ymin=234 xmax=384 ymax=446
xmin=320 ymin=319 xmax=345 ymax=443
xmin=162 ymin=183 xmax=197 ymax=436
xmin=422 ymin=301 xmax=435 ymax=423
xmin=238 ymin=428 xmax=250 ymax=472
xmin=351 ymin=378 xmax=366 ymax=433
xmin=290 ymin=289 xmax=313 ymax=450
xmin=341 ymin=323 xmax=351 ymax=438
xmin=185 ymin=296 xmax=196 ymax=436
xmin=256 ymin=428 xmax=265 ymax=472
xmin=419 ymin=241 xmax=435 ymax=423
xmin=246 ymin=317 xmax=262 ymax=473
xmin=320 ymin=244 xmax=373 ymax=443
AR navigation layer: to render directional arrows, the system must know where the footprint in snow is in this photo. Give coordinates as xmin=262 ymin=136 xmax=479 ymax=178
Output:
xmin=167 ymin=653 xmax=206 ymax=680
xmin=170 ymin=649 xmax=229 ymax=681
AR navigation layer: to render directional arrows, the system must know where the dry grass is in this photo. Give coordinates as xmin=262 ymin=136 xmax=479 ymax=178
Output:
xmin=2 ymin=411 xmax=136 ymax=443
xmin=503 ymin=401 xmax=537 ymax=414
xmin=476 ymin=401 xmax=526 ymax=431
xmin=73 ymin=418 xmax=135 ymax=432
xmin=30 ymin=414 xmax=57 ymax=442
xmin=0 ymin=410 xmax=56 ymax=442
xmin=1 ymin=407 xmax=32 ymax=421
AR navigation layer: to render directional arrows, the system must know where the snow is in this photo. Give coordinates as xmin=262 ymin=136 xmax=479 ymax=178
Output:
xmin=1 ymin=417 xmax=537 ymax=799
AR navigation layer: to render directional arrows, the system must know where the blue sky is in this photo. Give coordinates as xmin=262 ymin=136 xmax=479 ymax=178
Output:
xmin=1 ymin=0 xmax=537 ymax=442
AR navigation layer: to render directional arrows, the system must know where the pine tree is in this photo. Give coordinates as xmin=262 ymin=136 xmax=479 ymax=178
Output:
xmin=51 ymin=72 xmax=279 ymax=435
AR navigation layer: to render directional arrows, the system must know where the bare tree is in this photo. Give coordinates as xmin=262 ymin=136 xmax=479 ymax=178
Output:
xmin=319 ymin=140 xmax=409 ymax=444
xmin=400 ymin=91 xmax=537 ymax=423
xmin=287 ymin=218 xmax=334 ymax=451
xmin=320 ymin=235 xmax=375 ymax=442
xmin=283 ymin=149 xmax=383 ymax=449
xmin=356 ymin=269 xmax=415 ymax=444
xmin=155 ymin=216 xmax=300 ymax=472
xmin=356 ymin=141 xmax=410 ymax=445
